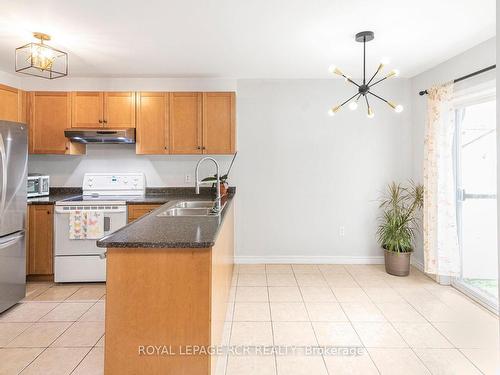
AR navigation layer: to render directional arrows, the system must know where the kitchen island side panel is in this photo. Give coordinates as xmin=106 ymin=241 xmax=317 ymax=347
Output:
xmin=210 ymin=203 xmax=235 ymax=374
xmin=104 ymin=248 xmax=212 ymax=375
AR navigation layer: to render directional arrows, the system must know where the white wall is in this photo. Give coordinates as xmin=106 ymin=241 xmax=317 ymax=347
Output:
xmin=410 ymin=37 xmax=496 ymax=266
xmin=231 ymin=79 xmax=412 ymax=262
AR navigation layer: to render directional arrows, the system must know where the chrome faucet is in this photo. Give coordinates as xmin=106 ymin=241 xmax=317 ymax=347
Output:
xmin=195 ymin=157 xmax=221 ymax=213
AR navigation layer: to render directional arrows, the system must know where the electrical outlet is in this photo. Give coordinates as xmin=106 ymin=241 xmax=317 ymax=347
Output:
xmin=185 ymin=174 xmax=191 ymax=183
xmin=339 ymin=226 xmax=345 ymax=237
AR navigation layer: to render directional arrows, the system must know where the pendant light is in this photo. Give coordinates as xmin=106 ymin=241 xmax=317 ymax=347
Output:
xmin=15 ymin=32 xmax=68 ymax=79
xmin=328 ymin=31 xmax=403 ymax=118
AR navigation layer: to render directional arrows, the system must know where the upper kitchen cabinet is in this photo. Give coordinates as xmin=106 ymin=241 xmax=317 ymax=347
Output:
xmin=71 ymin=91 xmax=136 ymax=128
xmin=71 ymin=92 xmax=103 ymax=128
xmin=136 ymin=92 xmax=169 ymax=154
xmin=29 ymin=92 xmax=85 ymax=155
xmin=202 ymin=92 xmax=236 ymax=154
xmin=104 ymin=92 xmax=136 ymax=128
xmin=169 ymin=92 xmax=202 ymax=154
xmin=0 ymin=84 xmax=26 ymax=123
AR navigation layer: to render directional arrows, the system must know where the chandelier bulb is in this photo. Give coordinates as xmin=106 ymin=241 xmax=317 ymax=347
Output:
xmin=387 ymin=69 xmax=400 ymax=78
xmin=328 ymin=105 xmax=341 ymax=116
xmin=387 ymin=101 xmax=403 ymax=113
xmin=328 ymin=65 xmax=344 ymax=76
xmin=348 ymin=101 xmax=358 ymax=111
xmin=367 ymin=107 xmax=374 ymax=119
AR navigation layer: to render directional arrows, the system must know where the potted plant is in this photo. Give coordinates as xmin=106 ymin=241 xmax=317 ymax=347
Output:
xmin=377 ymin=181 xmax=423 ymax=276
xmin=201 ymin=152 xmax=237 ymax=197
xmin=202 ymin=173 xmax=229 ymax=196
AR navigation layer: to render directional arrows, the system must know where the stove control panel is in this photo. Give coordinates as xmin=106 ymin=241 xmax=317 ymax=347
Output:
xmin=82 ymin=173 xmax=145 ymax=196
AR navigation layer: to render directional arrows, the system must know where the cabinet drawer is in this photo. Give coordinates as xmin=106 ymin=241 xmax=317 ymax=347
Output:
xmin=127 ymin=204 xmax=162 ymax=223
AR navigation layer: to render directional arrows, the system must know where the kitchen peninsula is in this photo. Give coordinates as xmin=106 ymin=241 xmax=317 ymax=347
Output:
xmin=97 ymin=191 xmax=235 ymax=375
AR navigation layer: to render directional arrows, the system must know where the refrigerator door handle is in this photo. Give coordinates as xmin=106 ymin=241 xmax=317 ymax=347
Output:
xmin=0 ymin=230 xmax=24 ymax=250
xmin=0 ymin=133 xmax=7 ymax=217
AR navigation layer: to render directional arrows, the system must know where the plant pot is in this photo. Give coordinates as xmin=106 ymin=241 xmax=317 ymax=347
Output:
xmin=384 ymin=249 xmax=411 ymax=277
xmin=219 ymin=183 xmax=228 ymax=197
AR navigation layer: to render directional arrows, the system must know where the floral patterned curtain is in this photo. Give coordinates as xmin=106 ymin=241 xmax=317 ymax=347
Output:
xmin=423 ymin=82 xmax=460 ymax=276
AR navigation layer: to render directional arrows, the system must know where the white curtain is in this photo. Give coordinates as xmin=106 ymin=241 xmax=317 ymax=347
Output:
xmin=423 ymin=82 xmax=460 ymax=276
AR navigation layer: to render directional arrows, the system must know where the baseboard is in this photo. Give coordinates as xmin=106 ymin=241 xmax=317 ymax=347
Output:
xmin=234 ymin=255 xmax=384 ymax=265
xmin=410 ymin=257 xmax=424 ymax=272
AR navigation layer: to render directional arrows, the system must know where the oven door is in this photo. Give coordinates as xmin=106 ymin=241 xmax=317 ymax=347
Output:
xmin=54 ymin=205 xmax=127 ymax=256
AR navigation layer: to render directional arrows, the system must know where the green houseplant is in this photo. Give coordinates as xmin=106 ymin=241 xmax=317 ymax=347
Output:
xmin=202 ymin=173 xmax=229 ymax=196
xmin=377 ymin=181 xmax=424 ymax=276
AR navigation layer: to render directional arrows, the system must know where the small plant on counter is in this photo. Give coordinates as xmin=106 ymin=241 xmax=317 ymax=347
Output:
xmin=202 ymin=174 xmax=229 ymax=196
xmin=201 ymin=174 xmax=228 ymax=185
xmin=377 ymin=180 xmax=423 ymax=276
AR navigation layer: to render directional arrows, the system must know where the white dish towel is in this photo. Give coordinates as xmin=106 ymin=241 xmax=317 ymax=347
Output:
xmin=69 ymin=211 xmax=104 ymax=240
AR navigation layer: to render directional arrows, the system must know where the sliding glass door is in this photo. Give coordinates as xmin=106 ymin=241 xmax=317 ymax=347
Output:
xmin=453 ymin=95 xmax=498 ymax=312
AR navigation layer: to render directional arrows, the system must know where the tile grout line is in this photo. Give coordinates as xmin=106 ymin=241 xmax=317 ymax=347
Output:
xmin=346 ymin=265 xmax=486 ymax=373
xmin=395 ymin=284 xmax=486 ymax=374
xmin=264 ymin=264 xmax=279 ymax=375
xmin=360 ymin=278 xmax=434 ymax=374
xmin=7 ymin=284 xmax=102 ymax=374
xmin=292 ymin=265 xmax=330 ymax=375
xmin=328 ymin=265 xmax=382 ymax=375
xmin=223 ymin=267 xmax=238 ymax=375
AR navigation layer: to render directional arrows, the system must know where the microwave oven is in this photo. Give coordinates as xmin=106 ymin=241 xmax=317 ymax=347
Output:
xmin=27 ymin=174 xmax=50 ymax=197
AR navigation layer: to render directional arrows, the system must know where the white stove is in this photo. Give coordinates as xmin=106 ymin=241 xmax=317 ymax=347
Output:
xmin=54 ymin=173 xmax=145 ymax=282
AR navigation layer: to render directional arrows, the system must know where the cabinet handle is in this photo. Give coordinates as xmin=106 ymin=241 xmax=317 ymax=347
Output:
xmin=202 ymin=146 xmax=206 ymax=150
xmin=103 ymin=120 xmax=107 ymax=124
xmin=99 ymin=120 xmax=103 ymax=124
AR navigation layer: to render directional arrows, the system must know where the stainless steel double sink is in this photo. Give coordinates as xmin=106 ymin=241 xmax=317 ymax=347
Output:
xmin=157 ymin=200 xmax=225 ymax=217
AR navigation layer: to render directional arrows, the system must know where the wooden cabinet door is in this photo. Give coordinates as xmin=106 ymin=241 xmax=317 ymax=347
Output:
xmin=0 ymin=84 xmax=23 ymax=122
xmin=202 ymin=92 xmax=236 ymax=154
xmin=30 ymin=92 xmax=72 ymax=154
xmin=27 ymin=205 xmax=54 ymax=276
xmin=71 ymin=92 xmax=103 ymax=128
xmin=104 ymin=92 xmax=136 ymax=128
xmin=169 ymin=92 xmax=202 ymax=154
xmin=136 ymin=92 xmax=168 ymax=154
xmin=127 ymin=204 xmax=162 ymax=223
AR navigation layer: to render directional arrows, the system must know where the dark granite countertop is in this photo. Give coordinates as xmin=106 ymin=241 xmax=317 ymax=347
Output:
xmin=27 ymin=188 xmax=82 ymax=205
xmin=97 ymin=190 xmax=235 ymax=249
xmin=27 ymin=187 xmax=222 ymax=206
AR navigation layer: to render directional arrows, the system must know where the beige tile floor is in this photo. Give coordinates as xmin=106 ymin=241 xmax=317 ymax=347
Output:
xmin=0 ymin=265 xmax=498 ymax=375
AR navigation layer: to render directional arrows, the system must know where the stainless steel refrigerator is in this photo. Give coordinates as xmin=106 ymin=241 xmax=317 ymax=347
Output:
xmin=0 ymin=120 xmax=28 ymax=313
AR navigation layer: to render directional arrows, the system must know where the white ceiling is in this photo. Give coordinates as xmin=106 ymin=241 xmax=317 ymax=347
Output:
xmin=0 ymin=0 xmax=496 ymax=79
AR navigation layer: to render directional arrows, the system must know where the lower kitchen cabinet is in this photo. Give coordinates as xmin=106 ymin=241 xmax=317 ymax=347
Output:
xmin=127 ymin=204 xmax=162 ymax=223
xmin=27 ymin=205 xmax=54 ymax=279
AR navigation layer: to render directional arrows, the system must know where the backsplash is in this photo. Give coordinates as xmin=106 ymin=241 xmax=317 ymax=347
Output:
xmin=28 ymin=144 xmax=235 ymax=187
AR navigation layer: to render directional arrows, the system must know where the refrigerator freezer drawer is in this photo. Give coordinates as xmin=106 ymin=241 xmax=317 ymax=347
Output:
xmin=55 ymin=255 xmax=106 ymax=283
xmin=0 ymin=231 xmax=26 ymax=313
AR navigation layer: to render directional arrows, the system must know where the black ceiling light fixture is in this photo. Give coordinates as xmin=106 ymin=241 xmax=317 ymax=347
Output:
xmin=328 ymin=31 xmax=403 ymax=118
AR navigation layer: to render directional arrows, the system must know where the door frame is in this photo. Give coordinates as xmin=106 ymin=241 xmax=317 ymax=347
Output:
xmin=451 ymin=89 xmax=498 ymax=314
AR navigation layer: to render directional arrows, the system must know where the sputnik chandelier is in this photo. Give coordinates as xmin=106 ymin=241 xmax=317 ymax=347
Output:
xmin=328 ymin=31 xmax=403 ymax=118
